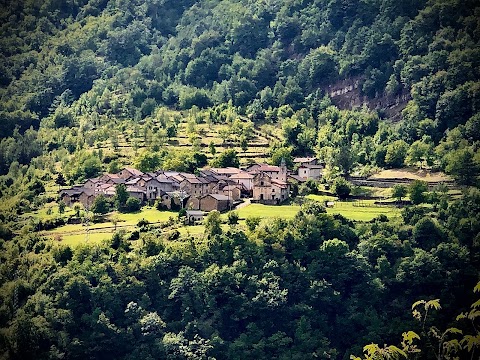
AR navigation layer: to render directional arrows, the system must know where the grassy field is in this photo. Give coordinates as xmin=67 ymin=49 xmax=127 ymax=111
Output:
xmin=25 ymin=203 xmax=75 ymax=221
xmin=234 ymin=203 xmax=301 ymax=219
xmin=231 ymin=196 xmax=400 ymax=222
xmin=306 ymin=194 xmax=400 ymax=221
xmin=43 ymin=206 xmax=179 ymax=244
xmin=54 ymin=232 xmax=111 ymax=246
xmin=115 ymin=207 xmax=178 ymax=225
xmin=45 ymin=197 xmax=401 ymax=246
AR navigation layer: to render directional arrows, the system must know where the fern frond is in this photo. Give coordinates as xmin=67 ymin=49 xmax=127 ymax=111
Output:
xmin=444 ymin=327 xmax=462 ymax=336
xmin=443 ymin=339 xmax=462 ymax=352
xmin=363 ymin=343 xmax=380 ymax=356
xmin=426 ymin=299 xmax=441 ymax=310
xmin=460 ymin=334 xmax=480 ymax=352
xmin=467 ymin=310 xmax=480 ymax=320
xmin=387 ymin=345 xmax=407 ymax=358
xmin=473 ymin=281 xmax=480 ymax=293
xmin=402 ymin=331 xmax=420 ymax=343
xmin=471 ymin=299 xmax=480 ymax=309
xmin=412 ymin=300 xmax=425 ymax=310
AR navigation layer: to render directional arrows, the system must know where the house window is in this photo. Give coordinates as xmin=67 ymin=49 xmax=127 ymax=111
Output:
xmin=261 ymin=181 xmax=264 ymax=186
xmin=272 ymin=188 xmax=275 ymax=192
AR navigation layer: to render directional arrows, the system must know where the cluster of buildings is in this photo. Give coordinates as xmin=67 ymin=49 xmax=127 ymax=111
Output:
xmin=59 ymin=157 xmax=323 ymax=217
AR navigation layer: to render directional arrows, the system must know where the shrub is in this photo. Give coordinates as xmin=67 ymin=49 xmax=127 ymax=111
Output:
xmin=227 ymin=211 xmax=239 ymax=225
xmin=125 ymin=197 xmax=141 ymax=212
xmin=155 ymin=199 xmax=168 ymax=211
xmin=246 ymin=216 xmax=261 ymax=231
xmin=167 ymin=229 xmax=180 ymax=241
xmin=137 ymin=218 xmax=150 ymax=228
xmin=129 ymin=230 xmax=140 ymax=240
xmin=332 ymin=177 xmax=351 ymax=199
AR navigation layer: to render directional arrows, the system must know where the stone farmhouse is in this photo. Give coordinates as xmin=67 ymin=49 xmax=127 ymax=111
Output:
xmin=294 ymin=157 xmax=324 ymax=180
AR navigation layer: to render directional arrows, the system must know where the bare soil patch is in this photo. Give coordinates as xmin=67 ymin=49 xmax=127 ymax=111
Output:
xmin=370 ymin=168 xmax=452 ymax=182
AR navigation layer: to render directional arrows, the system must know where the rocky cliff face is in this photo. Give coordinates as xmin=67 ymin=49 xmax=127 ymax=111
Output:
xmin=324 ymin=77 xmax=411 ymax=121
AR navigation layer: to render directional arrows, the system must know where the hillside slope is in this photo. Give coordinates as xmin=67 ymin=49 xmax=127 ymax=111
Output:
xmin=0 ymin=0 xmax=479 ymax=134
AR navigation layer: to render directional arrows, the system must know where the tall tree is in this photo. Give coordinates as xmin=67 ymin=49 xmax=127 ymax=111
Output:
xmin=445 ymin=148 xmax=479 ymax=186
xmin=115 ymin=184 xmax=129 ymax=211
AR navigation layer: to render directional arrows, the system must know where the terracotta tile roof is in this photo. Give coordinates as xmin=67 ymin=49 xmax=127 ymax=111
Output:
xmin=230 ymin=172 xmax=254 ymax=179
xmin=271 ymin=179 xmax=288 ymax=188
xmin=207 ymin=194 xmax=230 ymax=201
xmin=298 ymin=164 xmax=324 ymax=169
xmin=288 ymin=174 xmax=307 ymax=182
xmin=248 ymin=163 xmax=281 ymax=173
xmin=123 ymin=167 xmax=144 ymax=177
xmin=183 ymin=177 xmax=203 ymax=184
xmin=293 ymin=157 xmax=316 ymax=163
xmin=60 ymin=187 xmax=95 ymax=196
xmin=209 ymin=167 xmax=242 ymax=175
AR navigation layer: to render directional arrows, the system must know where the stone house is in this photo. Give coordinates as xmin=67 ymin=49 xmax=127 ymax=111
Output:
xmin=247 ymin=161 xmax=287 ymax=182
xmin=199 ymin=194 xmax=230 ymax=212
xmin=60 ymin=187 xmax=84 ymax=206
xmin=252 ymin=172 xmax=289 ymax=204
xmin=60 ymin=187 xmax=96 ymax=208
xmin=229 ymin=171 xmax=254 ymax=191
xmin=99 ymin=173 xmax=126 ymax=185
xmin=155 ymin=174 xmax=180 ymax=192
xmin=158 ymin=191 xmax=189 ymax=210
xmin=297 ymin=164 xmax=323 ymax=180
xmin=96 ymin=183 xmax=116 ymax=197
xmin=84 ymin=178 xmax=102 ymax=189
xmin=220 ymin=184 xmax=243 ymax=201
xmin=79 ymin=190 xmax=96 ymax=209
xmin=117 ymin=167 xmax=144 ymax=180
xmin=180 ymin=176 xmax=210 ymax=197
xmin=187 ymin=193 xmax=231 ymax=212
xmin=145 ymin=178 xmax=164 ymax=201
xmin=126 ymin=186 xmax=146 ymax=202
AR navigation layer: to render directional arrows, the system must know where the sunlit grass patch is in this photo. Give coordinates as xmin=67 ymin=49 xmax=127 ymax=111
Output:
xmin=50 ymin=232 xmax=110 ymax=246
xmin=306 ymin=194 xmax=400 ymax=221
xmin=235 ymin=203 xmax=301 ymax=219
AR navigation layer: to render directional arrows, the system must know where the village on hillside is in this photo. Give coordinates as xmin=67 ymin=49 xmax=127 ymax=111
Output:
xmin=59 ymin=157 xmax=324 ymax=223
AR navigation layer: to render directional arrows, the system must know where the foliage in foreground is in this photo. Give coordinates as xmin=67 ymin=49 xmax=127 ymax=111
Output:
xmin=0 ymin=191 xmax=478 ymax=359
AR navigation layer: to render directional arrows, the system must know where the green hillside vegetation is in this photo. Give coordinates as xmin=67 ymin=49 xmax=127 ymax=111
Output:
xmin=1 ymin=0 xmax=479 ymax=181
xmin=0 ymin=0 xmax=479 ymax=359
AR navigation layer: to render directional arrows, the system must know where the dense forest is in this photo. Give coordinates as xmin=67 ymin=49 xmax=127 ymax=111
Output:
xmin=0 ymin=0 xmax=479 ymax=359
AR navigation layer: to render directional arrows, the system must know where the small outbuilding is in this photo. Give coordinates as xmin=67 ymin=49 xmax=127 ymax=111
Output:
xmin=185 ymin=210 xmax=205 ymax=225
